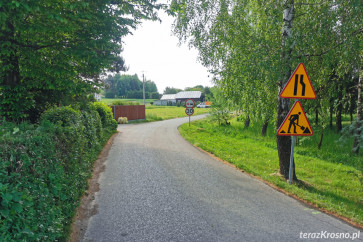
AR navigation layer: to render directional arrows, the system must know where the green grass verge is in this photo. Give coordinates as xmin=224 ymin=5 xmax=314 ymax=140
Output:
xmin=145 ymin=106 xmax=210 ymax=122
xmin=178 ymin=117 xmax=363 ymax=225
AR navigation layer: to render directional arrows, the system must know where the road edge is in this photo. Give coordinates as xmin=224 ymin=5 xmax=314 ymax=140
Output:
xmin=68 ymin=132 xmax=119 ymax=242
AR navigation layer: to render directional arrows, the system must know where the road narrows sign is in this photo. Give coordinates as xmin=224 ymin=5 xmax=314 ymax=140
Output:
xmin=277 ymin=101 xmax=313 ymax=136
xmin=280 ymin=63 xmax=316 ymax=99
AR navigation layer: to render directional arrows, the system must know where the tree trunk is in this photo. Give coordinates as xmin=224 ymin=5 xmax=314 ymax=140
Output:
xmin=318 ymin=129 xmax=324 ymax=150
xmin=277 ymin=0 xmax=296 ymax=180
xmin=350 ymin=93 xmax=355 ymax=124
xmin=0 ymin=20 xmax=23 ymax=121
xmin=336 ymin=84 xmax=343 ymax=132
xmin=328 ymin=98 xmax=333 ymax=129
xmin=244 ymin=116 xmax=250 ymax=128
xmin=261 ymin=119 xmax=268 ymax=136
xmin=353 ymin=68 xmax=362 ymax=154
xmin=315 ymin=106 xmax=319 ymax=125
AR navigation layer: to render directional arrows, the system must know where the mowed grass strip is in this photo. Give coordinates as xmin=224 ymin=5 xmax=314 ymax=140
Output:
xmin=178 ymin=118 xmax=363 ymax=225
xmin=145 ymin=106 xmax=210 ymax=122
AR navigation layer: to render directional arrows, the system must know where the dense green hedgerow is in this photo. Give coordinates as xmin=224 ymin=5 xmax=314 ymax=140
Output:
xmin=92 ymin=102 xmax=118 ymax=136
xmin=0 ymin=103 xmax=117 ymax=241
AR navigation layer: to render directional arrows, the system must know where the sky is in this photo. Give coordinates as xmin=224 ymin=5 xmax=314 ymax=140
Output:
xmin=121 ymin=8 xmax=213 ymax=94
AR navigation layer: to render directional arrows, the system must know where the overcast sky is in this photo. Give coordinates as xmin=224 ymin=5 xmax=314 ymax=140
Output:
xmin=121 ymin=7 xmax=213 ymax=94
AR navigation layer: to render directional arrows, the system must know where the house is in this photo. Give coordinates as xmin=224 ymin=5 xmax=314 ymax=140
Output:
xmin=155 ymin=94 xmax=177 ymax=106
xmin=175 ymin=91 xmax=202 ymax=104
xmin=94 ymin=93 xmax=102 ymax=101
xmin=156 ymin=91 xmax=203 ymax=106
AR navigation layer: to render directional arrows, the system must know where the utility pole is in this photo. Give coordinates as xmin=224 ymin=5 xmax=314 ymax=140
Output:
xmin=142 ymin=73 xmax=146 ymax=105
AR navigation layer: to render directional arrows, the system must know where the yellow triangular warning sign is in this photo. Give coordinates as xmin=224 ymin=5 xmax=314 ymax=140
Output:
xmin=280 ymin=63 xmax=316 ymax=99
xmin=277 ymin=101 xmax=313 ymax=136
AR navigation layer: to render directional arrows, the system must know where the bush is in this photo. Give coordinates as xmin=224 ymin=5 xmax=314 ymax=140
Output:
xmin=92 ymin=102 xmax=117 ymax=135
xmin=0 ymin=104 xmax=117 ymax=240
xmin=81 ymin=109 xmax=103 ymax=149
xmin=117 ymin=117 xmax=128 ymax=124
xmin=111 ymin=100 xmax=136 ymax=106
xmin=41 ymin=106 xmax=81 ymax=126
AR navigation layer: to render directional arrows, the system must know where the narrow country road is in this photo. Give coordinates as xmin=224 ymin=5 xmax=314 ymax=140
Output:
xmin=83 ymin=115 xmax=362 ymax=242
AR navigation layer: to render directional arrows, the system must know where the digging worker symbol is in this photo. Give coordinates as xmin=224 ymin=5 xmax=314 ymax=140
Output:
xmin=288 ymin=112 xmax=301 ymax=133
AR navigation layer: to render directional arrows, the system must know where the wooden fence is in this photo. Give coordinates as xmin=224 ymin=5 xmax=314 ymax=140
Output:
xmin=110 ymin=105 xmax=145 ymax=121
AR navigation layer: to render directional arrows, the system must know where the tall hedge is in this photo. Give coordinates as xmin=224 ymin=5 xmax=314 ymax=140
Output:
xmin=0 ymin=103 xmax=117 ymax=241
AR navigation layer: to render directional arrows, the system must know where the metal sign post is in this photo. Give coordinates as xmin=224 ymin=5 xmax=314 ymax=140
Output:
xmin=289 ymin=136 xmax=295 ymax=185
xmin=278 ymin=63 xmax=316 ymax=185
xmin=185 ymin=99 xmax=195 ymax=128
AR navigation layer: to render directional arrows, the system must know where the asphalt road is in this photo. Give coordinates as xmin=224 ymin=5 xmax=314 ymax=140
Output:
xmin=83 ymin=115 xmax=362 ymax=242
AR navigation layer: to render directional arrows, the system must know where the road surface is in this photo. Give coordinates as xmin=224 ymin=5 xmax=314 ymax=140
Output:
xmin=83 ymin=115 xmax=362 ymax=242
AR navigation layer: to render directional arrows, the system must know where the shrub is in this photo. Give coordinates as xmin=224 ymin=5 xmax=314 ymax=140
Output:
xmin=81 ymin=109 xmax=103 ymax=149
xmin=117 ymin=117 xmax=128 ymax=124
xmin=41 ymin=106 xmax=81 ymax=126
xmin=92 ymin=102 xmax=117 ymax=135
xmin=42 ymin=107 xmax=86 ymax=170
xmin=0 ymin=103 xmax=117 ymax=240
xmin=0 ymin=122 xmax=66 ymax=241
xmin=111 ymin=100 xmax=136 ymax=106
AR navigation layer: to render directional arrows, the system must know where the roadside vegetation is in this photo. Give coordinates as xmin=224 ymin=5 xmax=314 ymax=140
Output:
xmin=179 ymin=116 xmax=363 ymax=225
xmin=0 ymin=103 xmax=117 ymax=240
xmin=0 ymin=0 xmax=162 ymax=240
xmin=145 ymin=106 xmax=210 ymax=122
xmin=171 ymin=0 xmax=362 ymax=181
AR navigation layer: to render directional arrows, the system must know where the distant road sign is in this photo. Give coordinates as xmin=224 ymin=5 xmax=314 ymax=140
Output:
xmin=280 ymin=63 xmax=316 ymax=99
xmin=277 ymin=101 xmax=313 ymax=136
xmin=185 ymin=99 xmax=195 ymax=108
xmin=185 ymin=107 xmax=194 ymax=116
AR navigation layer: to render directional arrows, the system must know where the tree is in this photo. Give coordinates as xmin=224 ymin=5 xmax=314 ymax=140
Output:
xmin=353 ymin=69 xmax=362 ymax=153
xmin=164 ymin=86 xmax=182 ymax=94
xmin=209 ymin=87 xmax=233 ymax=126
xmin=170 ymin=0 xmax=362 ymax=179
xmin=104 ymin=74 xmax=159 ymax=99
xmin=145 ymin=80 xmax=158 ymax=93
xmin=277 ymin=0 xmax=295 ymax=180
xmin=0 ymin=0 xmax=163 ymax=122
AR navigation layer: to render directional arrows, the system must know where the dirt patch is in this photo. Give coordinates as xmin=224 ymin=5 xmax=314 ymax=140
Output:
xmin=68 ymin=132 xmax=118 ymax=242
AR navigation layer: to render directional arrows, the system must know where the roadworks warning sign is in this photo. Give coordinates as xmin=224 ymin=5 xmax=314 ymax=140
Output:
xmin=277 ymin=101 xmax=313 ymax=136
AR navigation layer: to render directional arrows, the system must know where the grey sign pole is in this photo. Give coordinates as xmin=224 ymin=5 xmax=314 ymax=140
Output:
xmin=289 ymin=98 xmax=299 ymax=185
xmin=289 ymin=135 xmax=295 ymax=184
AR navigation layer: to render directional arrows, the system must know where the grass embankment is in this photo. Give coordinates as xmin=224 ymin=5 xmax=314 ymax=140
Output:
xmin=179 ymin=117 xmax=363 ymax=226
xmin=145 ymin=106 xmax=210 ymax=122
